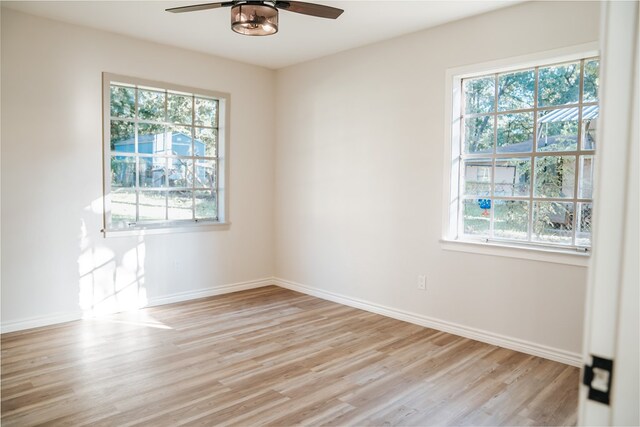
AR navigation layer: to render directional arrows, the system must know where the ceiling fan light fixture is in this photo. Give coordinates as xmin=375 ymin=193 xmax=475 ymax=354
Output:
xmin=231 ymin=3 xmax=278 ymax=36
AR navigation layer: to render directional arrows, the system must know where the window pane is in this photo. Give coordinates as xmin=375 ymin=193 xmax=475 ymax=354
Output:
xmin=195 ymin=159 xmax=216 ymax=189
xmin=106 ymin=77 xmax=225 ymax=231
xmin=138 ymin=123 xmax=168 ymax=156
xmin=139 ymin=156 xmax=166 ymax=188
xmin=533 ymin=201 xmax=574 ymax=245
xmin=169 ymin=125 xmax=193 ymax=156
xmin=494 ymin=200 xmax=529 ymax=241
xmin=579 ymin=155 xmax=595 ymax=199
xmin=138 ymin=89 xmax=166 ymax=122
xmin=195 ymin=98 xmax=217 ymax=127
xmin=497 ymin=112 xmax=533 ymax=153
xmin=537 ymin=108 xmax=579 ymax=152
xmin=195 ymin=190 xmax=217 ymax=220
xmin=538 ymin=62 xmax=580 ymax=107
xmin=576 ymin=202 xmax=592 ymax=247
xmin=111 ymin=156 xmax=136 ymax=188
xmin=110 ymin=120 xmax=135 ymax=152
xmin=456 ymin=58 xmax=597 ymax=249
xmin=583 ymin=59 xmax=600 ymax=103
xmin=463 ymin=198 xmax=491 ymax=237
xmin=168 ymin=191 xmax=193 ymax=220
xmin=110 ymin=188 xmax=136 ymax=227
xmin=110 ymin=85 xmax=135 ymax=118
xmin=582 ymin=106 xmax=599 ymax=150
xmin=494 ymin=158 xmax=530 ymax=197
xmin=498 ymin=69 xmax=535 ymax=111
xmin=195 ymin=127 xmax=217 ymax=157
xmin=168 ymin=93 xmax=192 ymax=125
xmin=463 ymin=158 xmax=492 ymax=196
xmin=464 ymin=116 xmax=494 ymax=154
xmin=168 ymin=157 xmax=193 ymax=188
xmin=534 ymin=156 xmax=576 ymax=198
xmin=139 ymin=191 xmax=166 ymax=221
xmin=464 ymin=76 xmax=495 ymax=115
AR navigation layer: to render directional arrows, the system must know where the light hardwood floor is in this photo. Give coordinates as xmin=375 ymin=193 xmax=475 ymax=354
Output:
xmin=1 ymin=286 xmax=578 ymax=426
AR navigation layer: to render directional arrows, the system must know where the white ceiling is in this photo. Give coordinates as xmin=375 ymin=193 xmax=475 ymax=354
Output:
xmin=3 ymin=1 xmax=522 ymax=69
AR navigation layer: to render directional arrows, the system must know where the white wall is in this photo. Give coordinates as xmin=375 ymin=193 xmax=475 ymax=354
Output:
xmin=1 ymin=2 xmax=602 ymax=363
xmin=274 ymin=1 xmax=599 ymax=360
xmin=1 ymin=9 xmax=276 ymax=329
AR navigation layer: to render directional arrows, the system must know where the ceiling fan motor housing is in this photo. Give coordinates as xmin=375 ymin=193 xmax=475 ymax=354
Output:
xmin=231 ymin=3 xmax=279 ymax=36
xmin=166 ymin=1 xmax=343 ymax=37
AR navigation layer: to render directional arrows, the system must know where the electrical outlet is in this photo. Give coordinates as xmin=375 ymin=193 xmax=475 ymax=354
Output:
xmin=417 ymin=275 xmax=426 ymax=290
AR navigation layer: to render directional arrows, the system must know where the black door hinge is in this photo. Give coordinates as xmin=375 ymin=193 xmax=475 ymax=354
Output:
xmin=583 ymin=355 xmax=614 ymax=405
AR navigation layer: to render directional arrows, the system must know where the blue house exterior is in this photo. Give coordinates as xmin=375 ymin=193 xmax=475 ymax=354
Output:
xmin=114 ymin=131 xmax=205 ymax=156
xmin=112 ymin=132 xmax=212 ymax=188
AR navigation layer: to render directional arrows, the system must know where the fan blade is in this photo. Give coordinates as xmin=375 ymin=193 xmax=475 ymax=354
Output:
xmin=165 ymin=2 xmax=234 ymax=13
xmin=275 ymin=1 xmax=343 ymax=19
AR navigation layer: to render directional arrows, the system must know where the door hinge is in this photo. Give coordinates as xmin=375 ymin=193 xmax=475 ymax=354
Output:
xmin=583 ymin=355 xmax=614 ymax=405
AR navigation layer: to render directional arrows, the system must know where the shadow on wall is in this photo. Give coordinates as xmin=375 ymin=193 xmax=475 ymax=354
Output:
xmin=77 ymin=197 xmax=148 ymax=317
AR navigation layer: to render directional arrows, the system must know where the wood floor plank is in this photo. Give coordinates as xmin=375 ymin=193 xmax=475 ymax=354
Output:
xmin=1 ymin=286 xmax=578 ymax=426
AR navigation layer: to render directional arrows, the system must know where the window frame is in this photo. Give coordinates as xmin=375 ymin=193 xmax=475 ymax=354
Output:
xmin=442 ymin=44 xmax=599 ymax=265
xmin=102 ymin=73 xmax=230 ymax=236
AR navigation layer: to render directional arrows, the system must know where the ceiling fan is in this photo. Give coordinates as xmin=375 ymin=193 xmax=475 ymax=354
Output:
xmin=166 ymin=1 xmax=344 ymax=36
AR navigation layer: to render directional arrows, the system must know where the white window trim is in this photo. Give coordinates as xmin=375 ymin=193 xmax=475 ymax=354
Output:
xmin=442 ymin=43 xmax=599 ymax=266
xmin=102 ymin=222 xmax=231 ymax=238
xmin=101 ymin=73 xmax=231 ymax=236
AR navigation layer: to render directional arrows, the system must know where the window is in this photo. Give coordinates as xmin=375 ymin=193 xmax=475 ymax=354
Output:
xmin=447 ymin=56 xmax=599 ymax=251
xmin=102 ymin=74 xmax=229 ymax=233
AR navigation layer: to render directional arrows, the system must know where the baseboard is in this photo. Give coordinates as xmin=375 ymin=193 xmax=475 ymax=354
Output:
xmin=273 ymin=277 xmax=582 ymax=367
xmin=2 ymin=277 xmax=583 ymax=367
xmin=1 ymin=277 xmax=274 ymax=334
xmin=147 ymin=278 xmax=274 ymax=307
xmin=1 ymin=311 xmax=83 ymax=334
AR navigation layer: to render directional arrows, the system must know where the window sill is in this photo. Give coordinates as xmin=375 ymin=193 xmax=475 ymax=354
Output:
xmin=440 ymin=239 xmax=590 ymax=267
xmin=102 ymin=221 xmax=231 ymax=238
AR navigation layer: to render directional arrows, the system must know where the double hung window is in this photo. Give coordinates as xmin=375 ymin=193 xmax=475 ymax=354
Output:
xmin=449 ymin=56 xmax=599 ymax=250
xmin=103 ymin=74 xmax=229 ymax=233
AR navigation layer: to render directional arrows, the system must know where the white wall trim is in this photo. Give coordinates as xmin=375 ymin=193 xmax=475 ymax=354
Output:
xmin=273 ymin=277 xmax=582 ymax=367
xmin=441 ymin=239 xmax=590 ymax=267
xmin=3 ymin=276 xmax=581 ymax=367
xmin=1 ymin=311 xmax=84 ymax=334
xmin=146 ymin=278 xmax=273 ymax=307
xmin=1 ymin=278 xmax=274 ymax=334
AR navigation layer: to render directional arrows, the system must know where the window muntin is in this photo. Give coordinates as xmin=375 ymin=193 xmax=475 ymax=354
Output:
xmin=104 ymin=75 xmax=228 ymax=232
xmin=456 ymin=57 xmax=598 ymax=249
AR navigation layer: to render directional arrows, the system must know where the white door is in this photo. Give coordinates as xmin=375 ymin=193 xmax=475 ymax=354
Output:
xmin=579 ymin=1 xmax=639 ymax=425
